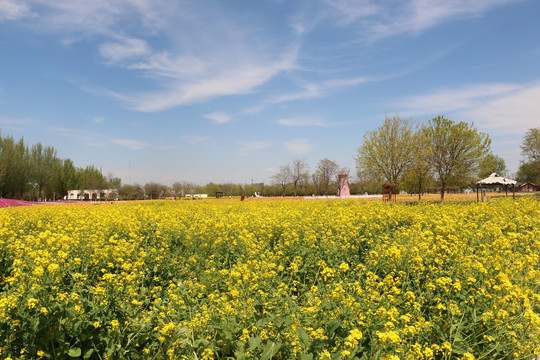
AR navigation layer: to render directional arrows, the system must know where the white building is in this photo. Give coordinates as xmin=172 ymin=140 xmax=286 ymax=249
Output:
xmin=65 ymin=189 xmax=118 ymax=201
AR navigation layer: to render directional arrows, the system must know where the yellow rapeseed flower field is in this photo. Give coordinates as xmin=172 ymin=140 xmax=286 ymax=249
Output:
xmin=0 ymin=198 xmax=539 ymax=359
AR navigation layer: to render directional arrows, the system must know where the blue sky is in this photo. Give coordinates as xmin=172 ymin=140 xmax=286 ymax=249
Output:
xmin=1 ymin=0 xmax=539 ymax=185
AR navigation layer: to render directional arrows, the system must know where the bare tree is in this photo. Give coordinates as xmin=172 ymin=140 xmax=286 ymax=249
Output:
xmin=290 ymin=158 xmax=310 ymax=196
xmin=314 ymin=158 xmax=340 ymax=195
xmin=271 ymin=164 xmax=292 ymax=195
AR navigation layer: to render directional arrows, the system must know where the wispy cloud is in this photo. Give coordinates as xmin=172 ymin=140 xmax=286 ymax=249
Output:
xmin=243 ymin=76 xmax=370 ymax=114
xmin=55 ymin=127 xmax=104 ymax=147
xmin=277 ymin=117 xmax=332 ymax=127
xmin=92 ymin=116 xmax=105 ymax=124
xmin=8 ymin=0 xmax=300 ymax=112
xmin=237 ymin=140 xmax=273 ymax=156
xmin=182 ymin=135 xmax=210 ymax=144
xmin=99 ymin=37 xmax=151 ymax=65
xmin=0 ymin=0 xmax=35 ymax=22
xmin=111 ymin=138 xmax=148 ymax=150
xmin=284 ymin=139 xmax=315 ymax=154
xmin=394 ymin=81 xmax=540 ymax=134
xmin=324 ymin=0 xmax=517 ymax=40
xmin=205 ymin=112 xmax=231 ymax=124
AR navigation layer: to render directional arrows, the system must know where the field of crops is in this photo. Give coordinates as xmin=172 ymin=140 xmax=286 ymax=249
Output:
xmin=1 ymin=198 xmax=539 ymax=360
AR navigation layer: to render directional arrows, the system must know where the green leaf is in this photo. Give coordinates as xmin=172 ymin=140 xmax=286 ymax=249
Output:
xmin=66 ymin=307 xmax=77 ymax=318
xmin=297 ymin=327 xmax=310 ymax=348
xmin=300 ymin=354 xmax=314 ymax=360
xmin=68 ymin=347 xmax=82 ymax=357
xmin=249 ymin=337 xmax=262 ymax=351
xmin=260 ymin=341 xmax=281 ymax=360
xmin=83 ymin=349 xmax=94 ymax=360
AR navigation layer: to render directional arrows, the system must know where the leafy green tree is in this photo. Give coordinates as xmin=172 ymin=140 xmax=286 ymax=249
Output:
xmin=119 ymin=184 xmax=144 ymax=200
xmin=517 ymin=127 xmax=540 ymax=184
xmin=53 ymin=159 xmax=78 ymax=199
xmin=401 ymin=132 xmax=434 ymax=200
xmin=478 ymin=153 xmax=507 ymax=179
xmin=520 ymin=127 xmax=540 ymax=162
xmin=30 ymin=143 xmax=58 ymax=200
xmin=355 ymin=116 xmax=417 ymax=192
xmin=0 ymin=134 xmax=30 ymax=198
xmin=423 ymin=116 xmax=491 ymax=200
xmin=516 ymin=160 xmax=540 ymax=184
xmin=77 ymin=165 xmax=107 ymax=191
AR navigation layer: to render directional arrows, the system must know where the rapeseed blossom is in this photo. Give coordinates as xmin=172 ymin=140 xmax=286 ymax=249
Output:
xmin=0 ymin=198 xmax=538 ymax=359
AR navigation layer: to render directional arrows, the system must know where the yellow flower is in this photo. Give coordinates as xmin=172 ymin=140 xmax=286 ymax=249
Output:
xmin=239 ymin=328 xmax=250 ymax=342
xmin=27 ymin=298 xmax=39 ymax=309
xmin=201 ymin=348 xmax=214 ymax=360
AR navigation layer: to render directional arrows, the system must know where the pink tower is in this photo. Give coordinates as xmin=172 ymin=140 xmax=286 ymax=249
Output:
xmin=337 ymin=173 xmax=350 ymax=197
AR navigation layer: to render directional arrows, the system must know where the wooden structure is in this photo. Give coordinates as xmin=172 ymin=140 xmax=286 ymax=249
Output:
xmin=476 ymin=173 xmax=517 ymax=201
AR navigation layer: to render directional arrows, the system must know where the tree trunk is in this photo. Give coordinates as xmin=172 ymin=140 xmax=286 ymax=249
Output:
xmin=440 ymin=183 xmax=445 ymax=201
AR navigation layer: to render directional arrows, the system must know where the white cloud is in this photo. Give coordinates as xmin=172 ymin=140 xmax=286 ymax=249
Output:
xmin=120 ymin=48 xmax=299 ymax=111
xmin=277 ymin=117 xmax=331 ymax=127
xmin=92 ymin=116 xmax=105 ymax=123
xmin=325 ymin=0 xmax=517 ymax=40
xmin=111 ymin=138 xmax=148 ymax=150
xmin=467 ymin=84 xmax=540 ymax=134
xmin=0 ymin=0 xmax=35 ymax=22
xmin=204 ymin=112 xmax=231 ymax=124
xmin=396 ymin=83 xmax=521 ymax=114
xmin=7 ymin=1 xmax=300 ymax=112
xmin=246 ymin=76 xmax=369 ymax=114
xmin=284 ymin=139 xmax=315 ymax=154
xmin=182 ymin=135 xmax=210 ymax=144
xmin=99 ymin=37 xmax=150 ymax=64
xmin=237 ymin=140 xmax=273 ymax=156
xmin=394 ymin=81 xmax=540 ymax=134
xmin=55 ymin=127 xmax=104 ymax=147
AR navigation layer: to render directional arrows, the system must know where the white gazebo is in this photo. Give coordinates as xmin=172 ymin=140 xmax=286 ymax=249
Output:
xmin=476 ymin=173 xmax=517 ymax=201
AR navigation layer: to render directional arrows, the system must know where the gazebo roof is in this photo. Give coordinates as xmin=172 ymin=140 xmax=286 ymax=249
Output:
xmin=477 ymin=173 xmax=517 ymax=186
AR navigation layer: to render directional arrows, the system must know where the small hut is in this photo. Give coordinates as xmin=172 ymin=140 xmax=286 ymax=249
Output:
xmin=476 ymin=173 xmax=517 ymax=201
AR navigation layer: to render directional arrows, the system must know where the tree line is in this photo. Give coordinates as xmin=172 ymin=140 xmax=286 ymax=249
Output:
xmin=271 ymin=116 xmax=538 ymax=200
xmin=1 ymin=119 xmax=538 ymax=201
xmin=0 ymin=132 xmax=117 ymax=200
xmin=354 ymin=116 xmax=538 ymax=200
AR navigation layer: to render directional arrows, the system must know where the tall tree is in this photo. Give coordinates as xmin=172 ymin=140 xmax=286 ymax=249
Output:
xmin=77 ymin=165 xmax=107 ymax=191
xmin=271 ymin=164 xmax=292 ymax=195
xmin=478 ymin=153 xmax=507 ymax=179
xmin=401 ymin=132 xmax=433 ymax=200
xmin=520 ymin=127 xmax=540 ymax=162
xmin=314 ymin=158 xmax=340 ymax=195
xmin=144 ymin=182 xmax=165 ymax=199
xmin=30 ymin=143 xmax=58 ymax=200
xmin=423 ymin=116 xmax=491 ymax=200
xmin=54 ymin=159 xmax=78 ymax=199
xmin=289 ymin=158 xmax=309 ymax=196
xmin=0 ymin=134 xmax=29 ymax=198
xmin=355 ymin=115 xmax=417 ymax=190
xmin=517 ymin=127 xmax=540 ymax=183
